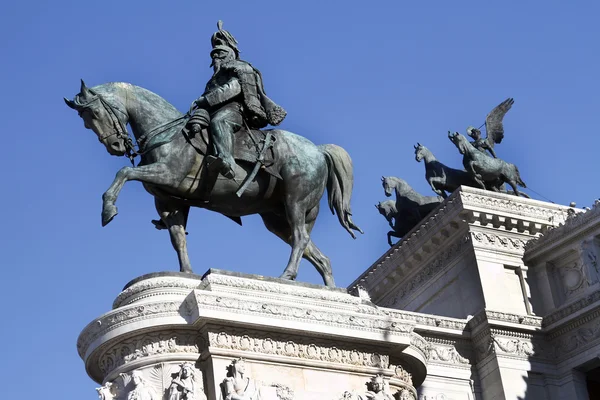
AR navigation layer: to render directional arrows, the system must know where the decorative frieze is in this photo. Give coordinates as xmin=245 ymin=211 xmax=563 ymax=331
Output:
xmin=98 ymin=330 xmax=201 ymax=376
xmin=471 ymin=231 xmax=528 ymax=253
xmin=78 ymin=301 xmax=187 ymax=358
xmin=207 ymin=330 xmax=390 ymax=369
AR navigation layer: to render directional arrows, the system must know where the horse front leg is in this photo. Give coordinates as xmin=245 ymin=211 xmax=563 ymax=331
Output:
xmin=101 ymin=163 xmax=180 ymax=226
xmin=466 ymin=162 xmax=486 ymax=189
xmin=428 ymin=177 xmax=447 ymax=198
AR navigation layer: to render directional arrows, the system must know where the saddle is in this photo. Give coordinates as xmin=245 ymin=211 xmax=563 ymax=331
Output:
xmin=232 ymin=128 xmax=281 ymax=180
xmin=185 ymin=123 xmax=282 ymax=180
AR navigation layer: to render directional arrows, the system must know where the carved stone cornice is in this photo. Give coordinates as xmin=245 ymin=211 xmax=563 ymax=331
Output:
xmin=379 ymin=234 xmax=472 ymax=307
xmin=525 ymin=203 xmax=598 ymax=260
xmin=198 ymin=271 xmax=358 ymax=305
xmin=189 ymin=290 xmax=415 ymax=335
xmin=543 ymin=289 xmax=600 ymax=327
xmin=113 ymin=276 xmax=202 ymax=308
xmin=351 ymin=187 xmax=567 ymax=303
xmin=97 ymin=330 xmax=201 ymax=377
xmin=468 ymin=309 xmax=542 ymax=331
xmin=551 ymin=307 xmax=600 ymax=360
xmin=78 ymin=301 xmax=189 ymax=359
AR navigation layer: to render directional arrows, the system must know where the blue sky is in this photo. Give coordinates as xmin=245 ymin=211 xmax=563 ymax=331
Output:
xmin=1 ymin=1 xmax=599 ymax=398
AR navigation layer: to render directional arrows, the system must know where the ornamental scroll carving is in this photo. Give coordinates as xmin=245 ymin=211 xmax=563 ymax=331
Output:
xmin=208 ymin=331 xmax=389 ymax=368
xmin=99 ymin=331 xmax=201 ymax=376
xmin=471 ymin=232 xmax=527 ymax=252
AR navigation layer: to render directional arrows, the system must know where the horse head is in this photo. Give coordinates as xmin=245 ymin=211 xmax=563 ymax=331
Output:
xmin=448 ymin=131 xmax=467 ymax=155
xmin=64 ymin=80 xmax=130 ymax=157
xmin=376 ymin=200 xmax=396 ymax=218
xmin=414 ymin=142 xmax=426 ymax=162
xmin=382 ymin=176 xmax=394 ymax=197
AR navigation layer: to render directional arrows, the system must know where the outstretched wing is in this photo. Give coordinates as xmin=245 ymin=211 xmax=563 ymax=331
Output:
xmin=485 ymin=98 xmax=514 ymax=148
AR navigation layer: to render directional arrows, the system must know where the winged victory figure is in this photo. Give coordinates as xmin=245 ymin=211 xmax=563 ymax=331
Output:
xmin=466 ymin=97 xmax=514 ymax=158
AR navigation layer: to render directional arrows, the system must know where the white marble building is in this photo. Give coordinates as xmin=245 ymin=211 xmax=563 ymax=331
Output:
xmin=80 ymin=187 xmax=600 ymax=400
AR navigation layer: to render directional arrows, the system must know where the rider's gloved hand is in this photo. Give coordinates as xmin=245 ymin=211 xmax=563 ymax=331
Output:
xmin=189 ymin=96 xmax=208 ymax=114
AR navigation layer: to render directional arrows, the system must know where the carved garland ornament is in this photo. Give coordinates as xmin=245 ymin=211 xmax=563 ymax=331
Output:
xmin=208 ymin=331 xmax=390 ymax=368
xmin=98 ymin=331 xmax=201 ymax=376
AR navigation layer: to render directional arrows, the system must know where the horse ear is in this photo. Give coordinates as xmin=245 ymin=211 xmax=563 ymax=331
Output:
xmin=414 ymin=144 xmax=417 ymax=149
xmin=64 ymin=97 xmax=76 ymax=109
xmin=417 ymin=142 xmax=421 ymax=146
xmin=80 ymin=79 xmax=93 ymax=98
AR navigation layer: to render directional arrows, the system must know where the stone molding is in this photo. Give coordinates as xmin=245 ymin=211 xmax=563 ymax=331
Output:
xmin=459 ymin=190 xmax=570 ymax=223
xmin=199 ymin=273 xmax=358 ymax=304
xmin=468 ymin=309 xmax=542 ymax=330
xmin=97 ymin=330 xmax=201 ymax=377
xmin=190 ymin=290 xmax=415 ymax=335
xmin=552 ymin=316 xmax=600 ymax=360
xmin=380 ymin=234 xmax=471 ymax=307
xmin=525 ymin=202 xmax=597 ymax=258
xmin=113 ymin=277 xmax=202 ymax=308
xmin=351 ymin=187 xmax=566 ymax=304
xmin=78 ymin=301 xmax=188 ymax=359
xmin=207 ymin=329 xmax=390 ymax=369
xmin=543 ymin=289 xmax=600 ymax=327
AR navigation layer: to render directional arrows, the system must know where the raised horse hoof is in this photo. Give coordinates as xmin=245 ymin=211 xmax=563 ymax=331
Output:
xmin=102 ymin=205 xmax=118 ymax=227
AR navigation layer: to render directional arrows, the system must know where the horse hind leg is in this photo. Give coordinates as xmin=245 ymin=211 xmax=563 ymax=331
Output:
xmin=260 ymin=208 xmax=334 ymax=287
xmin=155 ymin=198 xmax=192 ymax=273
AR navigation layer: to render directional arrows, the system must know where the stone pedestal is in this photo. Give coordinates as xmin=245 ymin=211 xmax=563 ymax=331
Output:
xmin=79 ymin=270 xmax=425 ymax=400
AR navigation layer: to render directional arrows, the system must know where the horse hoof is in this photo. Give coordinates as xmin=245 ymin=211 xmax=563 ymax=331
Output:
xmin=102 ymin=205 xmax=118 ymax=227
xmin=280 ymin=272 xmax=297 ymax=281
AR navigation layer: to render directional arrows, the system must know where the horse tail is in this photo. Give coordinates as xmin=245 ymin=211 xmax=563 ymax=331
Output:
xmin=515 ymin=165 xmax=527 ymax=188
xmin=320 ymin=144 xmax=364 ymax=239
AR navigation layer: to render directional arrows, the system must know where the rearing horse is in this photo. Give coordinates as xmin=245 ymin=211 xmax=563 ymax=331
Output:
xmin=414 ymin=143 xmax=480 ymax=198
xmin=64 ymin=81 xmax=362 ymax=287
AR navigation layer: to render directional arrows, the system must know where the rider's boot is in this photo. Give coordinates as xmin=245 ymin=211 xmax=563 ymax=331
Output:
xmin=206 ymin=154 xmax=236 ymax=179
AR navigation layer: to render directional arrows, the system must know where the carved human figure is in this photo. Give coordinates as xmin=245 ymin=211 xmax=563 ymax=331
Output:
xmin=221 ymin=358 xmax=261 ymax=400
xmin=188 ymin=20 xmax=286 ymax=179
xmin=126 ymin=371 xmax=156 ymax=400
xmin=398 ymin=388 xmax=415 ymax=400
xmin=358 ymin=375 xmax=394 ymax=400
xmin=97 ymin=382 xmax=115 ymax=400
xmin=168 ymin=363 xmax=198 ymax=400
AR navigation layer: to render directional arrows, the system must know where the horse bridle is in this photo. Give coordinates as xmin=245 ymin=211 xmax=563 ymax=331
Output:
xmin=78 ymin=91 xmax=190 ymax=165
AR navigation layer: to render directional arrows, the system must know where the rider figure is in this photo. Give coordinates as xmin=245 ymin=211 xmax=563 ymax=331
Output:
xmin=467 ymin=126 xmax=497 ymax=158
xmin=188 ymin=21 xmax=286 ymax=179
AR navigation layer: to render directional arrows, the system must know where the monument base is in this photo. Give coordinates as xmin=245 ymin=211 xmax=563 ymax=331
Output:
xmin=80 ymin=270 xmax=424 ymax=400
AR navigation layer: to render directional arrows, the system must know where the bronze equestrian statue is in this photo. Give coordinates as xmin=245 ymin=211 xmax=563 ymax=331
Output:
xmin=64 ymin=22 xmax=362 ymax=287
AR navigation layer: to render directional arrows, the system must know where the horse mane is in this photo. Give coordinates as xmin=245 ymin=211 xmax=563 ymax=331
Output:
xmin=416 ymin=144 xmax=436 ymax=160
xmin=386 ymin=176 xmax=424 ymax=201
xmin=86 ymin=82 xmax=182 ymax=118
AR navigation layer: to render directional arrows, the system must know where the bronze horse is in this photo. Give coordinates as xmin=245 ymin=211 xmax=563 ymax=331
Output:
xmin=64 ymin=81 xmax=362 ymax=286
